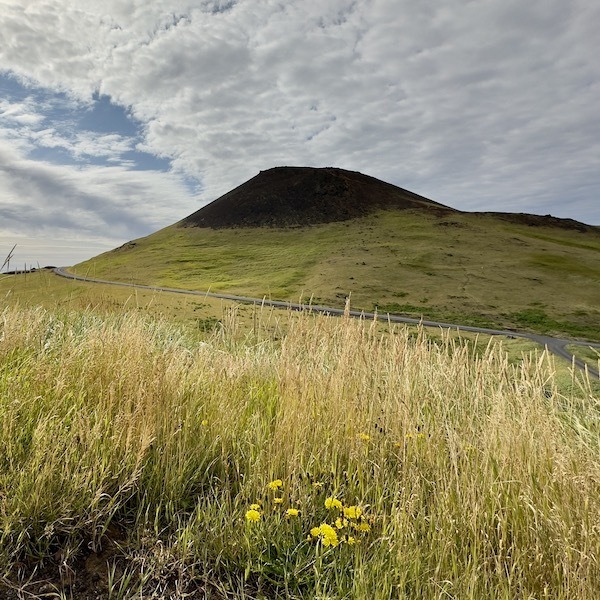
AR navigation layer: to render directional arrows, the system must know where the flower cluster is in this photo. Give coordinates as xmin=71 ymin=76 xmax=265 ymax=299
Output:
xmin=244 ymin=479 xmax=374 ymax=550
xmin=310 ymin=523 xmax=339 ymax=547
xmin=309 ymin=496 xmax=372 ymax=547
xmin=324 ymin=497 xmax=342 ymax=510
xmin=245 ymin=503 xmax=262 ymax=522
xmin=246 ymin=480 xmax=300 ymax=523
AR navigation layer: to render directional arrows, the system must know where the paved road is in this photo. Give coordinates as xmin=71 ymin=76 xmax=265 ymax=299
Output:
xmin=54 ymin=267 xmax=600 ymax=379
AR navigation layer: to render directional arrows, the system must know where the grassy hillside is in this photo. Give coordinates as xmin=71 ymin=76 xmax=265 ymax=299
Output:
xmin=1 ymin=304 xmax=599 ymax=599
xmin=73 ymin=209 xmax=600 ymax=340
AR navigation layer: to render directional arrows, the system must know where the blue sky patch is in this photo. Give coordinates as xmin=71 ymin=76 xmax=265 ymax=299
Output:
xmin=79 ymin=92 xmax=139 ymax=136
xmin=28 ymin=145 xmax=81 ymax=167
xmin=0 ymin=72 xmax=29 ymax=100
xmin=0 ymin=73 xmax=171 ymax=172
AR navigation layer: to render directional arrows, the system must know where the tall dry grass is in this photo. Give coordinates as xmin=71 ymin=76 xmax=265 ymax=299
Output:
xmin=0 ymin=305 xmax=598 ymax=598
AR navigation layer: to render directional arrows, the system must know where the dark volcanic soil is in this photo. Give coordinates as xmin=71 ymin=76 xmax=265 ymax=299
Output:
xmin=475 ymin=211 xmax=598 ymax=233
xmin=180 ymin=166 xmax=455 ymax=228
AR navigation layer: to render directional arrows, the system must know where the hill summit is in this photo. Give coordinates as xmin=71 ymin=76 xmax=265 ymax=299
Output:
xmin=180 ymin=166 xmax=454 ymax=228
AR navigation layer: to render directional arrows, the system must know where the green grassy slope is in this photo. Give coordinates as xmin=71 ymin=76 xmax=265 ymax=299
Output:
xmin=72 ymin=209 xmax=600 ymax=340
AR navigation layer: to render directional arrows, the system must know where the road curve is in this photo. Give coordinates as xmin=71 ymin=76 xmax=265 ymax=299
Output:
xmin=54 ymin=267 xmax=600 ymax=379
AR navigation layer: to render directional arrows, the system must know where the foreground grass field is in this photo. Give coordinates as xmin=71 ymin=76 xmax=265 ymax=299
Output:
xmin=73 ymin=209 xmax=600 ymax=340
xmin=1 ymin=301 xmax=599 ymax=598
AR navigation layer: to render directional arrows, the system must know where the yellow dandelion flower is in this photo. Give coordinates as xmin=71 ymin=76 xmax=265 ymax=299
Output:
xmin=310 ymin=527 xmax=321 ymax=538
xmin=325 ymin=497 xmax=343 ymax=510
xmin=346 ymin=536 xmax=356 ymax=545
xmin=343 ymin=505 xmax=362 ymax=520
xmin=318 ymin=523 xmax=339 ymax=547
xmin=356 ymin=522 xmax=371 ymax=533
xmin=285 ymin=508 xmax=300 ymax=517
xmin=335 ymin=517 xmax=348 ymax=529
xmin=268 ymin=479 xmax=283 ymax=490
xmin=273 ymin=497 xmax=284 ymax=504
xmin=245 ymin=509 xmax=261 ymax=522
xmin=201 ymin=419 xmax=208 ymax=426
xmin=358 ymin=432 xmax=370 ymax=441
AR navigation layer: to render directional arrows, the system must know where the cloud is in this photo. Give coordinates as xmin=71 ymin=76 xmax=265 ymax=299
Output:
xmin=0 ymin=0 xmax=598 ymax=271
xmin=0 ymin=137 xmax=195 ymax=239
xmin=0 ymin=97 xmax=45 ymax=126
xmin=30 ymin=129 xmax=135 ymax=161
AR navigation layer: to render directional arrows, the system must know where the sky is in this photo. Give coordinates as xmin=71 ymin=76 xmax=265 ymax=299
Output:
xmin=1 ymin=0 xmax=599 ymax=269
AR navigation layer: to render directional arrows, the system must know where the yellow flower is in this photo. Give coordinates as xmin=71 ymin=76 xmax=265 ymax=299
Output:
xmin=317 ymin=523 xmax=339 ymax=547
xmin=320 ymin=524 xmax=339 ymax=547
xmin=358 ymin=432 xmax=371 ymax=441
xmin=268 ymin=479 xmax=283 ymax=490
xmin=201 ymin=419 xmax=208 ymax=426
xmin=346 ymin=536 xmax=356 ymax=545
xmin=335 ymin=517 xmax=348 ymax=529
xmin=343 ymin=505 xmax=362 ymax=520
xmin=249 ymin=503 xmax=261 ymax=511
xmin=310 ymin=527 xmax=321 ymax=538
xmin=245 ymin=509 xmax=261 ymax=523
xmin=325 ymin=497 xmax=343 ymax=510
xmin=355 ymin=522 xmax=371 ymax=533
xmin=285 ymin=508 xmax=300 ymax=517
xmin=273 ymin=497 xmax=284 ymax=504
